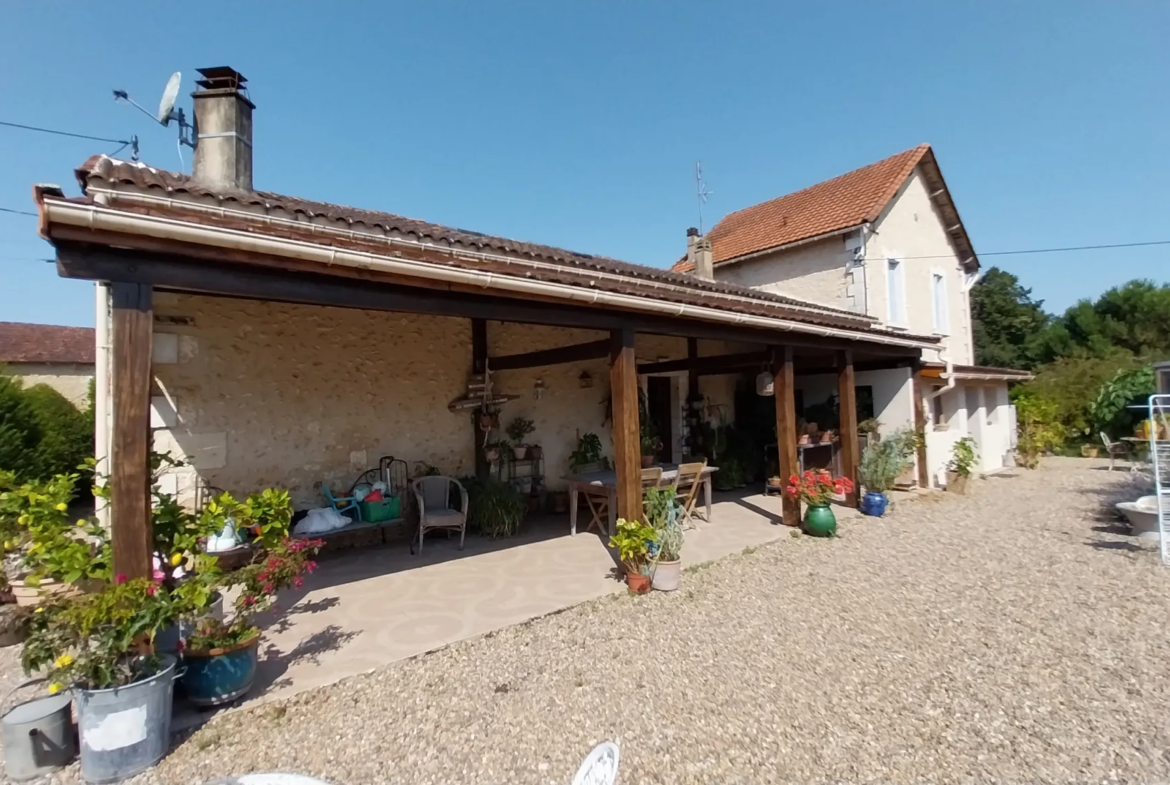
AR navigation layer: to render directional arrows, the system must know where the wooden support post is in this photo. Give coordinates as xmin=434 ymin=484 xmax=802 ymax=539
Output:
xmin=772 ymin=345 xmax=800 ymax=527
xmin=609 ymin=328 xmax=641 ymax=527
xmin=912 ymin=369 xmax=930 ymax=488
xmin=471 ymin=318 xmax=489 ymax=480
xmin=836 ymin=349 xmax=860 ymax=507
xmin=110 ymin=282 xmax=153 ymax=579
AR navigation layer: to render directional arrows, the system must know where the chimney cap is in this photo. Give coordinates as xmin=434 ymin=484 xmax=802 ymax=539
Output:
xmin=195 ymin=66 xmax=248 ymax=91
xmin=686 ymin=227 xmax=700 ymax=237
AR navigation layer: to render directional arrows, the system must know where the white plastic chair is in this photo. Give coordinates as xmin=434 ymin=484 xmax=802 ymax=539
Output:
xmin=411 ymin=476 xmax=468 ymax=554
xmin=571 ymin=741 xmax=620 ymax=785
xmin=1100 ymin=432 xmax=1131 ymax=472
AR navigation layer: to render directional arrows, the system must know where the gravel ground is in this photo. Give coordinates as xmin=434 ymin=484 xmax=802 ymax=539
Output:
xmin=5 ymin=458 xmax=1169 ymax=784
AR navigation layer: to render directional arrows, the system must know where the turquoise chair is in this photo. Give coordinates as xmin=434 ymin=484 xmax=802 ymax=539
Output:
xmin=323 ymin=486 xmax=362 ymax=522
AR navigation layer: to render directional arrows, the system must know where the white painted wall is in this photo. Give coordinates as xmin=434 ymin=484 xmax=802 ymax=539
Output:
xmin=864 ymin=168 xmax=975 ymax=364
xmin=924 ymin=380 xmax=1013 ymax=484
xmin=715 ymin=236 xmax=855 ymax=312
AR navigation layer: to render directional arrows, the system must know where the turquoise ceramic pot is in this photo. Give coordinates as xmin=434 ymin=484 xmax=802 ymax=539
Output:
xmin=181 ymin=635 xmax=260 ymax=707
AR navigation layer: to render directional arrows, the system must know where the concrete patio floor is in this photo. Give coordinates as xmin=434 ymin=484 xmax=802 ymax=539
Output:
xmin=174 ymin=488 xmax=870 ymax=728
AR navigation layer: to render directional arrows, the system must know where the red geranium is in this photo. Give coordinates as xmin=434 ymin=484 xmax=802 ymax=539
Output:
xmin=784 ymin=470 xmax=854 ymax=506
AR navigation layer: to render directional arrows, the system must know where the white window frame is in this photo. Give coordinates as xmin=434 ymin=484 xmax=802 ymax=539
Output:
xmin=886 ymin=257 xmax=907 ymax=327
xmin=931 ymin=268 xmax=949 ymax=335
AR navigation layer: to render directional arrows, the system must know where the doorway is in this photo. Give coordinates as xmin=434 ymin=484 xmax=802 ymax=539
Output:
xmin=646 ymin=376 xmax=674 ymax=464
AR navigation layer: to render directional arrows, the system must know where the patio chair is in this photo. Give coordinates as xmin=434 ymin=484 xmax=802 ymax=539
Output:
xmin=411 ymin=475 xmax=468 ymax=554
xmin=640 ymin=466 xmax=663 ymax=490
xmin=580 ymin=485 xmax=611 ymax=538
xmin=1100 ymin=432 xmax=1131 ymax=472
xmin=323 ymin=486 xmax=362 ymax=522
xmin=674 ymin=460 xmax=707 ymax=530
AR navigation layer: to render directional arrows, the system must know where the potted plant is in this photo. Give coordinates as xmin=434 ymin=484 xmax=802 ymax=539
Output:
xmin=784 ymin=470 xmax=854 ymax=537
xmin=1081 ymin=443 xmax=1100 ymax=459
xmin=466 ymin=477 xmax=526 ymax=538
xmin=608 ymin=517 xmax=656 ymax=594
xmin=178 ymin=535 xmax=322 ymax=707
xmin=0 ymin=470 xmax=111 ymax=607
xmin=22 ymin=575 xmax=181 ymax=782
xmin=569 ymin=432 xmax=605 ymax=474
xmin=640 ymin=433 xmax=661 ymax=468
xmin=645 ymin=487 xmax=683 ymax=591
xmin=946 ymin=437 xmax=977 ymax=494
xmin=858 ymin=430 xmax=913 ymax=517
xmin=484 ymin=442 xmax=502 ymax=464
xmin=506 ymin=417 xmax=535 ymax=460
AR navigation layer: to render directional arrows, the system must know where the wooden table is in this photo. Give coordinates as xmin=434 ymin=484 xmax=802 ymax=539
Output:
xmin=565 ymin=465 xmax=718 ymax=536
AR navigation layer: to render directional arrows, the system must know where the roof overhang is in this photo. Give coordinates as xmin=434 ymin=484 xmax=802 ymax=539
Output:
xmin=922 ymin=363 xmax=1033 ymax=382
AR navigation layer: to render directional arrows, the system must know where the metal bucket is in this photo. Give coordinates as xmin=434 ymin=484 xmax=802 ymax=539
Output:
xmin=75 ymin=654 xmax=180 ymax=784
xmin=1 ymin=681 xmax=76 ymax=782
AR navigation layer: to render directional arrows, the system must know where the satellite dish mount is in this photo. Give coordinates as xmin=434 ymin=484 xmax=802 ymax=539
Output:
xmin=113 ymin=71 xmax=195 ymax=150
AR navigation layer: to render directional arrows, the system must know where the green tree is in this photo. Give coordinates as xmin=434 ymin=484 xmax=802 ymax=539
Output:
xmin=1036 ymin=279 xmax=1170 ymax=363
xmin=970 ymin=267 xmax=1050 ymax=369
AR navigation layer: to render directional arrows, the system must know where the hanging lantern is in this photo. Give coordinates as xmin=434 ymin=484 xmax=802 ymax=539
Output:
xmin=756 ymin=371 xmax=774 ymax=397
xmin=578 ymin=371 xmax=594 ymax=389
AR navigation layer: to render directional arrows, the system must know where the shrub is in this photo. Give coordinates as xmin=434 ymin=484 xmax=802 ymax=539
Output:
xmin=1014 ymin=392 xmax=1065 ymax=469
xmin=465 ymin=477 xmax=525 ymax=538
xmin=0 ymin=375 xmax=41 ymax=480
xmin=23 ymin=384 xmax=92 ymax=481
xmin=1089 ymin=367 xmax=1155 ymax=438
xmin=859 ymin=433 xmax=913 ymax=494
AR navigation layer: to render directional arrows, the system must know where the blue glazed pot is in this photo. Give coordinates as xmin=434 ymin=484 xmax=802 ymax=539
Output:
xmin=181 ymin=635 xmax=260 ymax=707
xmin=860 ymin=491 xmax=889 ymax=517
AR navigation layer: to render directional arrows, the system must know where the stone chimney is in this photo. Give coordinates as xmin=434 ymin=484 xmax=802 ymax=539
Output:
xmin=685 ymin=227 xmax=714 ymax=281
xmin=192 ymin=67 xmax=254 ymax=191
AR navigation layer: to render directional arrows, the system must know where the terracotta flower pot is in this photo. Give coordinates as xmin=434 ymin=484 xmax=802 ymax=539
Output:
xmin=513 ymin=445 xmax=528 ymax=460
xmin=527 ymin=444 xmax=543 ymax=460
xmin=946 ymin=471 xmax=969 ymax=494
xmin=767 ymin=477 xmax=782 ymax=488
xmin=1081 ymin=444 xmax=1099 ymax=459
xmin=640 ymin=455 xmax=655 ymax=468
xmin=626 ymin=571 xmax=651 ymax=594
xmin=798 ymin=434 xmax=811 ymax=446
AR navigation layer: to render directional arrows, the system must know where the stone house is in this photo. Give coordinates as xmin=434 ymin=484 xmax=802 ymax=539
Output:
xmin=673 ymin=146 xmax=1031 ymax=484
xmin=0 ymin=321 xmax=94 ymax=407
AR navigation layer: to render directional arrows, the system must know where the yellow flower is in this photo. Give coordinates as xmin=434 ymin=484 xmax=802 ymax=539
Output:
xmin=17 ymin=515 xmax=28 ymax=525
xmin=54 ymin=654 xmax=73 ymax=669
xmin=48 ymin=682 xmax=64 ymax=695
xmin=54 ymin=502 xmax=67 ymax=512
xmin=170 ymin=553 xmax=183 ymax=567
xmin=33 ymin=607 xmax=43 ymax=614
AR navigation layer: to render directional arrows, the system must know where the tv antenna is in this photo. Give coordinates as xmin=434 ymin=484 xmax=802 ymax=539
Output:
xmin=113 ymin=71 xmax=195 ymax=166
xmin=695 ymin=162 xmax=713 ymax=235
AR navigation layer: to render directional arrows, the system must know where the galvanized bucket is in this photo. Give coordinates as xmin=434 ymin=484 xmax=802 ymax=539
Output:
xmin=1 ymin=679 xmax=76 ymax=782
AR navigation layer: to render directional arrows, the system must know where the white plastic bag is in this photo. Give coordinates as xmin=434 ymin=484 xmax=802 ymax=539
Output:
xmin=293 ymin=507 xmax=350 ymax=536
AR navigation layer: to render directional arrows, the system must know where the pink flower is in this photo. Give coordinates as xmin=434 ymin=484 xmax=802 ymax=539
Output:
xmin=152 ymin=569 xmax=166 ymax=582
xmin=146 ymin=584 xmax=157 ymax=596
xmin=114 ymin=573 xmax=128 ymax=585
xmin=294 ymin=577 xmax=304 ymax=589
xmin=176 ymin=640 xmax=185 ymax=653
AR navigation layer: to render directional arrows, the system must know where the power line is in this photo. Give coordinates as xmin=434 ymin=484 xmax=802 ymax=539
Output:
xmin=863 ymin=238 xmax=1170 ymax=262
xmin=0 ymin=207 xmax=37 ymax=218
xmin=0 ymin=119 xmax=129 ymax=146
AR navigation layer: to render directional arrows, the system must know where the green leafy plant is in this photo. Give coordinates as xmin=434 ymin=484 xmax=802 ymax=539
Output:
xmin=643 ymin=487 xmax=675 ymax=529
xmin=714 ymin=456 xmax=745 ymax=490
xmin=466 ymin=477 xmax=526 ymax=538
xmin=22 ymin=384 xmax=93 ymax=485
xmin=608 ymin=517 xmax=656 ymax=573
xmin=857 ymin=418 xmax=882 ymax=437
xmin=948 ymin=437 xmax=978 ymax=477
xmin=505 ymin=417 xmax=535 ymax=444
xmin=569 ymin=432 xmax=605 ymax=471
xmin=240 ymin=488 xmax=294 ymax=550
xmin=0 ymin=470 xmax=110 ymax=588
xmin=1089 ymin=366 xmax=1155 ymax=438
xmin=655 ymin=517 xmax=684 ymax=562
xmin=22 ymin=576 xmax=175 ymax=691
xmin=640 ymin=433 xmax=661 ymax=457
xmin=1014 ymin=392 xmax=1065 ymax=469
xmin=859 ymin=431 xmax=913 ymax=494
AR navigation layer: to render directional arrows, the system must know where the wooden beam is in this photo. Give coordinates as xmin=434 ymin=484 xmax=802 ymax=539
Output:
xmin=609 ymin=328 xmax=641 ymax=528
xmin=912 ymin=370 xmax=930 ymax=488
xmin=836 ymin=350 xmax=860 ymax=507
xmin=55 ymin=245 xmax=925 ymax=358
xmin=110 ymin=282 xmax=153 ymax=579
xmin=638 ymin=351 xmax=767 ymax=376
xmin=489 ymin=339 xmax=609 ymax=371
xmin=771 ymin=345 xmax=800 ymax=527
xmin=471 ymin=319 xmax=489 ymax=480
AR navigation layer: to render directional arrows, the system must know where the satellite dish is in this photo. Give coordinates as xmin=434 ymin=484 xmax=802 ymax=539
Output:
xmin=157 ymin=72 xmax=181 ymax=124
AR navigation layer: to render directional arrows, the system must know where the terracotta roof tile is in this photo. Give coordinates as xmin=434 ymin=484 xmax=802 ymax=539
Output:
xmin=0 ymin=322 xmax=93 ymax=364
xmin=673 ymin=145 xmax=931 ymax=272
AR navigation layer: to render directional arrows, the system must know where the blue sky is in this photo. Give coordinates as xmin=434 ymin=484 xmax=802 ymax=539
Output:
xmin=1 ymin=2 xmax=1166 ymax=327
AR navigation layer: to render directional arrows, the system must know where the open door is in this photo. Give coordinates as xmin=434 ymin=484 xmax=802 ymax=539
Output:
xmin=646 ymin=376 xmax=673 ymax=464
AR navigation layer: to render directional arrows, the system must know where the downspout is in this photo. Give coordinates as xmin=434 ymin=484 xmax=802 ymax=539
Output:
xmin=94 ymin=282 xmax=112 ymax=530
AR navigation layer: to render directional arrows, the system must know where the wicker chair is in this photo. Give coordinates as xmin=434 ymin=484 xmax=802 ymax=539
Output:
xmin=410 ymin=476 xmax=468 ymax=554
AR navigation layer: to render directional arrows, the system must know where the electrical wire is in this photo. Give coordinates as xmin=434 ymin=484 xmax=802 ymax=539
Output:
xmin=862 ymin=239 xmax=1170 ymax=262
xmin=0 ymin=207 xmax=37 ymax=217
xmin=0 ymin=119 xmax=130 ymax=146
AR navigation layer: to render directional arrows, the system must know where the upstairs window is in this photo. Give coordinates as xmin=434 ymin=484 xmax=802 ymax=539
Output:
xmin=887 ymin=259 xmax=905 ymax=325
xmin=932 ymin=271 xmax=949 ymax=334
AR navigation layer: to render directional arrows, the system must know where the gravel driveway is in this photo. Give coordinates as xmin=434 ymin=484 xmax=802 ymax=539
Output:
xmin=7 ymin=458 xmax=1169 ymax=784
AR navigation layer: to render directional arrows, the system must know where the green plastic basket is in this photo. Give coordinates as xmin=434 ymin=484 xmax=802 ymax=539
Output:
xmin=358 ymin=496 xmax=400 ymax=523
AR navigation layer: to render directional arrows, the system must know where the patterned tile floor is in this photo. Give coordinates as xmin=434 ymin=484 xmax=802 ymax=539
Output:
xmin=174 ymin=489 xmax=865 ymax=729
